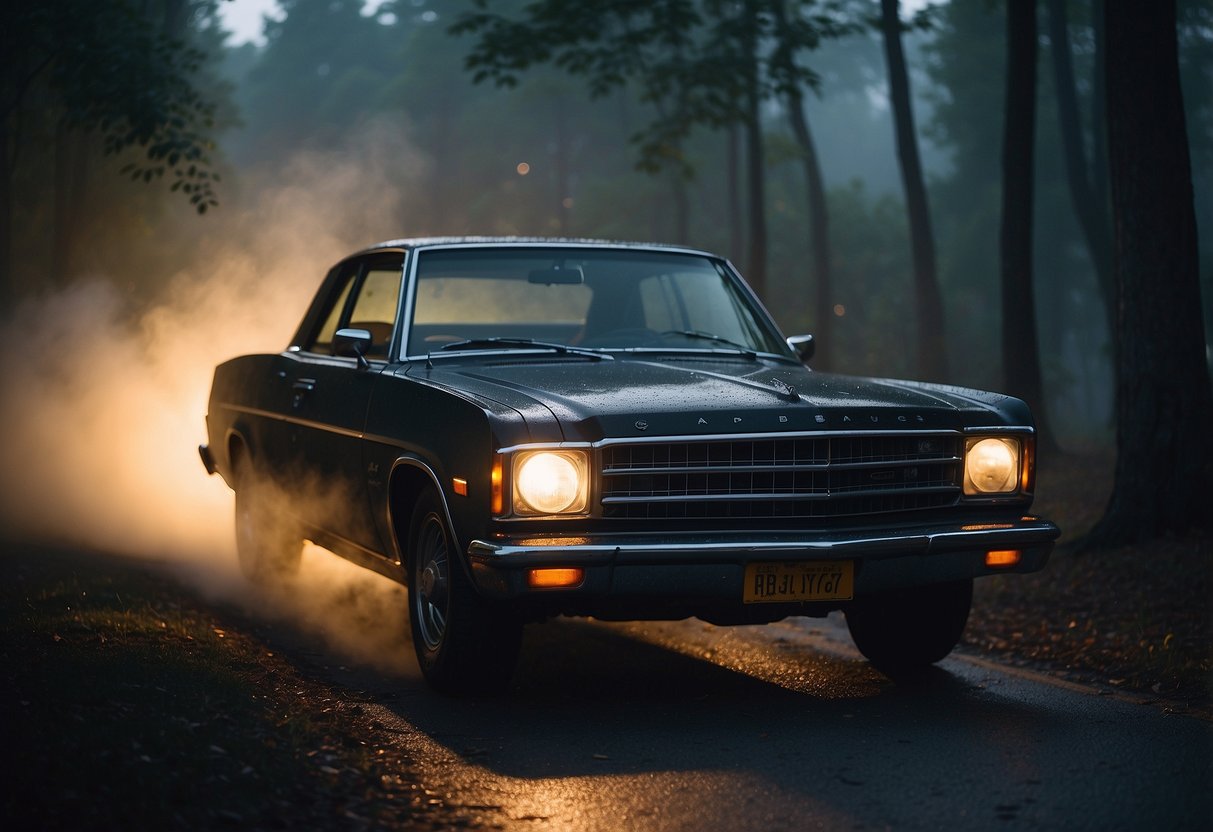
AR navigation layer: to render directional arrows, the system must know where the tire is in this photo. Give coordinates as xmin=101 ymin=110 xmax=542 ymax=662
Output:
xmin=233 ymin=461 xmax=302 ymax=584
xmin=844 ymin=579 xmax=973 ymax=673
xmin=407 ymin=489 xmax=521 ymax=696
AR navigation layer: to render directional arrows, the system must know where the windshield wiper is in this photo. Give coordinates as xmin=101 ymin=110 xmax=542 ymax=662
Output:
xmin=434 ymin=337 xmax=612 ymax=361
xmin=660 ymin=330 xmax=758 ymax=359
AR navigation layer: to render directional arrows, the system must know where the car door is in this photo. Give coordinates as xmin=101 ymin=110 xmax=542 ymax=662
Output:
xmin=285 ymin=253 xmax=404 ymax=557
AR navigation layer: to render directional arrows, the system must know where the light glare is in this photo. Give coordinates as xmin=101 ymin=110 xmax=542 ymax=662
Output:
xmin=514 ymin=451 xmax=587 ymax=515
xmin=964 ymin=437 xmax=1020 ymax=495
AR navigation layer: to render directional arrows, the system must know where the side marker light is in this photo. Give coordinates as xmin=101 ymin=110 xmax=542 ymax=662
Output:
xmin=985 ymin=549 xmax=1022 ymax=568
xmin=527 ymin=567 xmax=584 ymax=589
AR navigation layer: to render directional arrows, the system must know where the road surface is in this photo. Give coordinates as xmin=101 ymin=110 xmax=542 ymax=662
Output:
xmin=259 ymin=559 xmax=1210 ymax=832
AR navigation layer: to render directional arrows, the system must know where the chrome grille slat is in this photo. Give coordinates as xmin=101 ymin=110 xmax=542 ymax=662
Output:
xmin=601 ymin=456 xmax=963 ymax=477
xmin=599 ymin=433 xmax=963 ymax=519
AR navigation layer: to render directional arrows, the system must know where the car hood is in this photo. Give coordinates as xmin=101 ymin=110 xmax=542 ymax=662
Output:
xmin=413 ymin=355 xmax=1032 ymax=442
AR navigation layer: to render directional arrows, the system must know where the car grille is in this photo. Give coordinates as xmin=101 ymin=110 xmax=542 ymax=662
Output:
xmin=599 ymin=433 xmax=963 ymax=519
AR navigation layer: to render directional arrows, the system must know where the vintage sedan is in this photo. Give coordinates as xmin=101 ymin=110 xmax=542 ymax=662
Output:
xmin=200 ymin=238 xmax=1058 ymax=694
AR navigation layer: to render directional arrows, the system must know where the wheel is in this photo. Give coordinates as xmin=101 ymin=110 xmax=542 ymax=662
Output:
xmin=233 ymin=460 xmax=302 ymax=584
xmin=844 ymin=579 xmax=973 ymax=673
xmin=407 ymin=489 xmax=522 ymax=695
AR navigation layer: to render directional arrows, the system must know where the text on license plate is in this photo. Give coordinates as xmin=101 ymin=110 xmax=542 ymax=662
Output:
xmin=743 ymin=561 xmax=854 ymax=603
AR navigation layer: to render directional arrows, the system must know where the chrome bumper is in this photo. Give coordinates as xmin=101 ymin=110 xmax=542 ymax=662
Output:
xmin=467 ymin=516 xmax=1059 ymax=604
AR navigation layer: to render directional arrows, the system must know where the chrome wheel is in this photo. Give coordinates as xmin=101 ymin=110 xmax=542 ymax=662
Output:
xmin=406 ymin=488 xmax=523 ymax=695
xmin=413 ymin=512 xmax=450 ymax=651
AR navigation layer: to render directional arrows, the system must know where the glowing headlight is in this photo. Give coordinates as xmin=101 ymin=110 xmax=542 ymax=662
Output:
xmin=964 ymin=437 xmax=1021 ymax=496
xmin=512 ymin=451 xmax=589 ymax=515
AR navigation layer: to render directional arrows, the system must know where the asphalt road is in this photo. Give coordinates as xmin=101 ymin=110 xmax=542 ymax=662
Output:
xmin=267 ymin=557 xmax=1212 ymax=832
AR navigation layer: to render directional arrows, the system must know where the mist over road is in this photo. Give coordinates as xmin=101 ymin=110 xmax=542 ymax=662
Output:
xmin=269 ymin=580 xmax=1212 ymax=832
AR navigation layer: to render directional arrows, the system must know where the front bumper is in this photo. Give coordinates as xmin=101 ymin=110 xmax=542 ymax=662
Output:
xmin=467 ymin=516 xmax=1059 ymax=614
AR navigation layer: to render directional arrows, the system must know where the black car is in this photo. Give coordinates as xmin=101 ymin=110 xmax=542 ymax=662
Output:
xmin=200 ymin=238 xmax=1058 ymax=694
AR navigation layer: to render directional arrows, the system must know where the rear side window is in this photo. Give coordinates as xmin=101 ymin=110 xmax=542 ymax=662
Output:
xmin=303 ymin=257 xmax=403 ymax=357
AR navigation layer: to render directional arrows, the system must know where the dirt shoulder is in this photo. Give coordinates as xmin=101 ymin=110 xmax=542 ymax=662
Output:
xmin=963 ymin=453 xmax=1212 ymax=715
xmin=0 ymin=543 xmax=440 ymax=831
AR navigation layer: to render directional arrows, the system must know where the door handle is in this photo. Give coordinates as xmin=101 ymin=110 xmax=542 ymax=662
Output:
xmin=291 ymin=378 xmax=316 ymax=408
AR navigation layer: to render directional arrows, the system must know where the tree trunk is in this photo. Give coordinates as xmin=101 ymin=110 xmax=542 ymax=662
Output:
xmin=554 ymin=95 xmax=570 ymax=235
xmin=1045 ymin=0 xmax=1114 ymax=341
xmin=771 ymin=0 xmax=832 ymax=368
xmin=879 ymin=0 xmax=947 ymax=380
xmin=745 ymin=97 xmax=767 ymax=299
xmin=671 ymin=172 xmax=689 ymax=245
xmin=786 ymin=91 xmax=832 ymax=371
xmin=0 ymin=113 xmax=12 ymax=312
xmin=1088 ymin=0 xmax=1213 ymax=544
xmin=999 ymin=0 xmax=1054 ymax=451
xmin=727 ymin=125 xmax=743 ymax=264
xmin=741 ymin=1 xmax=767 ymax=300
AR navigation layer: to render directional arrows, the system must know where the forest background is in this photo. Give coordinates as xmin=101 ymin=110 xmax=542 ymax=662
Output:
xmin=3 ymin=0 xmax=1210 ymax=472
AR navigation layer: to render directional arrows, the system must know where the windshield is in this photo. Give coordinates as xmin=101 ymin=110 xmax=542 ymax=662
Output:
xmin=406 ymin=247 xmax=790 ymax=358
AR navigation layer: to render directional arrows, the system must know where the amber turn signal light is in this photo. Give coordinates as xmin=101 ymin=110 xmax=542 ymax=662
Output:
xmin=527 ymin=567 xmax=584 ymax=588
xmin=985 ymin=549 xmax=1022 ymax=568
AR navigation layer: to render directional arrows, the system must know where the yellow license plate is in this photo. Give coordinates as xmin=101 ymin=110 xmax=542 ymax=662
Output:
xmin=743 ymin=561 xmax=854 ymax=603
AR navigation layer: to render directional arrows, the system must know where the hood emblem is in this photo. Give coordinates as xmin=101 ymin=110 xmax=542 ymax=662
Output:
xmin=635 ymin=420 xmax=649 ymax=431
xmin=771 ymin=378 xmax=799 ymax=400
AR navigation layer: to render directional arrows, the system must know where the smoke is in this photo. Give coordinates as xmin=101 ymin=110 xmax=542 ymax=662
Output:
xmin=0 ymin=115 xmax=426 ymax=673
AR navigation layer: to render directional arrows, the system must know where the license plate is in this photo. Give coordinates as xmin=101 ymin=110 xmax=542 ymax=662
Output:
xmin=743 ymin=561 xmax=854 ymax=603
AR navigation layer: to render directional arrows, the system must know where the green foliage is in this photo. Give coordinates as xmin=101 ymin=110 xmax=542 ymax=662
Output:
xmin=2 ymin=0 xmax=222 ymax=213
xmin=452 ymin=0 xmax=859 ymax=178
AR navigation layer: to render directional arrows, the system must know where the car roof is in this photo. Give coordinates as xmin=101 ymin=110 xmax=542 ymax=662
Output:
xmin=348 ymin=236 xmax=719 ymax=260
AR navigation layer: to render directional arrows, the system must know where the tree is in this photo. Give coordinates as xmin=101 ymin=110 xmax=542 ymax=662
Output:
xmin=770 ymin=0 xmax=848 ymax=369
xmin=1089 ymin=0 xmax=1213 ymax=544
xmin=453 ymin=2 xmax=703 ymax=227
xmin=1 ymin=1 xmax=220 ymax=302
xmin=878 ymin=0 xmax=947 ymax=380
xmin=999 ymin=0 xmax=1053 ymax=451
xmin=453 ymin=0 xmax=854 ymax=301
xmin=1045 ymin=0 xmax=1114 ymax=343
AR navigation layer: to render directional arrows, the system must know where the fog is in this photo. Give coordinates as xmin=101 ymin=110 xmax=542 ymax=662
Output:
xmin=0 ymin=116 xmax=427 ymax=672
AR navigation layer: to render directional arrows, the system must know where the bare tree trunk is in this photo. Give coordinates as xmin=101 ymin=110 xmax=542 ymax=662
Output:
xmin=1089 ymin=0 xmax=1108 ymax=224
xmin=742 ymin=3 xmax=767 ymax=301
xmin=999 ymin=0 xmax=1054 ymax=451
xmin=554 ymin=95 xmax=570 ymax=235
xmin=671 ymin=173 xmax=689 ymax=244
xmin=727 ymin=125 xmax=742 ymax=263
xmin=0 ymin=114 xmax=12 ymax=312
xmin=1046 ymin=0 xmax=1114 ymax=339
xmin=786 ymin=93 xmax=832 ymax=370
xmin=771 ymin=0 xmax=832 ymax=368
xmin=879 ymin=0 xmax=947 ymax=380
xmin=1088 ymin=0 xmax=1213 ymax=544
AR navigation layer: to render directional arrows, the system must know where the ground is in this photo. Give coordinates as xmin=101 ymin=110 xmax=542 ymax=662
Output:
xmin=965 ymin=453 xmax=1211 ymax=714
xmin=0 ymin=451 xmax=1208 ymax=828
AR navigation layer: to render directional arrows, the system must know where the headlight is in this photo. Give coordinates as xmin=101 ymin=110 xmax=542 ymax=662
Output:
xmin=512 ymin=450 xmax=589 ymax=515
xmin=964 ymin=437 xmax=1021 ymax=496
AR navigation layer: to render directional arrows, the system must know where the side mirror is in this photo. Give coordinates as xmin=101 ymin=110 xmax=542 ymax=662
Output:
xmin=334 ymin=327 xmax=373 ymax=369
xmin=787 ymin=333 xmax=815 ymax=363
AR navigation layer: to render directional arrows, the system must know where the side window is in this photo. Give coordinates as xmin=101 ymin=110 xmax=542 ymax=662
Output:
xmin=347 ymin=268 xmax=402 ymax=357
xmin=308 ymin=265 xmax=358 ymax=354
xmin=302 ymin=257 xmax=403 ymax=357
